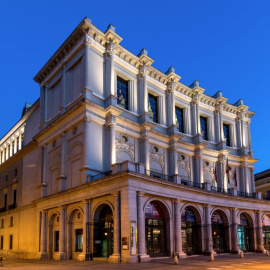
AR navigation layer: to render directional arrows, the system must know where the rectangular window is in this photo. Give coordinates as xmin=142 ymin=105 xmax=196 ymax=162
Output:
xmin=9 ymin=235 xmax=13 ymax=250
xmin=1 ymin=219 xmax=4 ymax=228
xmin=75 ymin=229 xmax=83 ymax=252
xmin=4 ymin=148 xmax=6 ymax=161
xmin=148 ymin=94 xmax=158 ymax=123
xmin=1 ymin=152 xmax=2 ymax=163
xmin=223 ymin=124 xmax=230 ymax=146
xmin=21 ymin=133 xmax=24 ymax=148
xmin=200 ymin=116 xmax=208 ymax=140
xmin=16 ymin=137 xmax=19 ymax=152
xmin=4 ymin=194 xmax=7 ymax=209
xmin=54 ymin=231 xmax=59 ymax=251
xmin=175 ymin=107 xmax=184 ymax=133
xmin=117 ymin=77 xmax=128 ymax=110
xmin=12 ymin=141 xmax=15 ymax=155
xmin=10 ymin=217 xmax=13 ymax=227
xmin=14 ymin=169 xmax=17 ymax=177
xmin=5 ymin=175 xmax=8 ymax=182
xmin=8 ymin=145 xmax=10 ymax=158
xmin=13 ymin=190 xmax=17 ymax=205
xmin=0 ymin=236 xmax=3 ymax=249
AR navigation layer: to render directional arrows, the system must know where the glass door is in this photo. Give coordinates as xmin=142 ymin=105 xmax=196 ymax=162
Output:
xmin=263 ymin=226 xmax=270 ymax=251
xmin=212 ymin=224 xmax=225 ymax=253
xmin=181 ymin=222 xmax=197 ymax=254
xmin=238 ymin=225 xmax=249 ymax=252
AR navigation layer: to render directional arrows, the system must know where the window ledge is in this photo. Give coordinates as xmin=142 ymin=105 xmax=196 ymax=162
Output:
xmin=9 ymin=225 xmax=13 ymax=227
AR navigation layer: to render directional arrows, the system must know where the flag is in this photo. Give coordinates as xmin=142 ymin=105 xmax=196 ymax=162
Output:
xmin=215 ymin=165 xmax=217 ymax=183
xmin=234 ymin=170 xmax=237 ymax=187
xmin=226 ymin=158 xmax=230 ymax=184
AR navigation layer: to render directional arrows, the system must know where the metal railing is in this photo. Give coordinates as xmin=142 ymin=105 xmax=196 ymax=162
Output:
xmin=91 ymin=170 xmax=112 ymax=181
xmin=145 ymin=170 xmax=173 ymax=182
xmin=181 ymin=180 xmax=203 ymax=189
xmin=8 ymin=203 xmax=18 ymax=210
xmin=211 ymin=186 xmax=230 ymax=194
xmin=262 ymin=194 xmax=270 ymax=200
xmin=237 ymin=191 xmax=256 ymax=198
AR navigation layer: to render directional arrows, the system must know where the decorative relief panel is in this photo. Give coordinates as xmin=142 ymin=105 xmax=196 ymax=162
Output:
xmin=203 ymin=166 xmax=214 ymax=174
xmin=115 ymin=140 xmax=135 ymax=159
xmin=149 ymin=152 xmax=164 ymax=164
xmin=177 ymin=160 xmax=191 ymax=174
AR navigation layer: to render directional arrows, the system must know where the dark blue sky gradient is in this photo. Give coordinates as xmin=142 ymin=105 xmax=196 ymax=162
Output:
xmin=0 ymin=0 xmax=269 ymax=173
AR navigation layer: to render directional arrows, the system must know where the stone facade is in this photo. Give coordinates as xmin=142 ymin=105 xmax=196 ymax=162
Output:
xmin=255 ymin=169 xmax=270 ymax=199
xmin=0 ymin=17 xmax=269 ymax=263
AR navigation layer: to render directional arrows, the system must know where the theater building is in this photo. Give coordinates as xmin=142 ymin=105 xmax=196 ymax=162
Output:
xmin=0 ymin=17 xmax=269 ymax=263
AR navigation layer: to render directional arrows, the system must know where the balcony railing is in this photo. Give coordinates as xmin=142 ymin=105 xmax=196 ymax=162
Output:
xmin=0 ymin=207 xmax=6 ymax=213
xmin=8 ymin=203 xmax=18 ymax=210
xmin=181 ymin=180 xmax=203 ymax=189
xmin=145 ymin=170 xmax=173 ymax=182
xmin=262 ymin=195 xmax=270 ymax=200
xmin=237 ymin=191 xmax=256 ymax=198
xmin=211 ymin=186 xmax=230 ymax=194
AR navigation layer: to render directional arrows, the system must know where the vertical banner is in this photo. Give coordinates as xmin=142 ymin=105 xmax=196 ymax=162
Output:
xmin=130 ymin=220 xmax=137 ymax=255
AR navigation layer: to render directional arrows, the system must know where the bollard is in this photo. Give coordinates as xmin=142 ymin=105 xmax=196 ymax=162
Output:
xmin=174 ymin=255 xmax=179 ymax=265
xmin=240 ymin=251 xmax=244 ymax=258
xmin=210 ymin=252 xmax=214 ymax=261
xmin=266 ymin=250 xmax=269 ymax=256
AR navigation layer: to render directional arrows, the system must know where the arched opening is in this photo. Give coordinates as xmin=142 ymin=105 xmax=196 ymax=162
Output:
xmin=181 ymin=207 xmax=197 ymax=254
xmin=93 ymin=204 xmax=114 ymax=258
xmin=67 ymin=208 xmax=83 ymax=259
xmin=116 ymin=150 xmax=133 ymax=163
xmin=211 ymin=211 xmax=230 ymax=253
xmin=145 ymin=201 xmax=167 ymax=257
xmin=48 ymin=213 xmax=60 ymax=259
xmin=178 ymin=167 xmax=189 ymax=184
xmin=263 ymin=214 xmax=270 ymax=251
xmin=238 ymin=213 xmax=250 ymax=252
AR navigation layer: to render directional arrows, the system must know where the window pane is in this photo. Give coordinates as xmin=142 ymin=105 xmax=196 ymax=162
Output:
xmin=54 ymin=231 xmax=59 ymax=251
xmin=200 ymin=116 xmax=208 ymax=140
xmin=148 ymin=94 xmax=158 ymax=123
xmin=175 ymin=107 xmax=184 ymax=133
xmin=223 ymin=124 xmax=230 ymax=146
xmin=117 ymin=77 xmax=128 ymax=110
xmin=75 ymin=229 xmax=83 ymax=252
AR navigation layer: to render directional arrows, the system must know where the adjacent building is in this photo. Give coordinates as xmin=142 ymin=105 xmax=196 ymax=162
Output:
xmin=255 ymin=169 xmax=270 ymax=199
xmin=0 ymin=17 xmax=269 ymax=263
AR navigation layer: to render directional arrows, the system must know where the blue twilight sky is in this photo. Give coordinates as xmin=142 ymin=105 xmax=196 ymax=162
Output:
xmin=0 ymin=0 xmax=269 ymax=173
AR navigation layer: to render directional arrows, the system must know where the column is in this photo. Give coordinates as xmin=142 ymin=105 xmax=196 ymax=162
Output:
xmin=5 ymin=145 xmax=8 ymax=160
xmin=250 ymin=168 xmax=256 ymax=193
xmin=83 ymin=117 xmax=91 ymax=180
xmin=205 ymin=204 xmax=213 ymax=253
xmin=40 ymin=210 xmax=47 ymax=258
xmin=60 ymin=132 xmax=66 ymax=190
xmin=44 ymin=82 xmax=48 ymax=122
xmin=109 ymin=192 xmax=120 ymax=262
xmin=142 ymin=136 xmax=150 ymax=170
xmin=109 ymin=120 xmax=116 ymax=166
xmin=207 ymin=115 xmax=214 ymax=142
xmin=230 ymin=122 xmax=236 ymax=148
xmin=219 ymin=108 xmax=224 ymax=141
xmin=0 ymin=148 xmax=2 ymax=165
xmin=256 ymin=210 xmax=264 ymax=252
xmin=244 ymin=165 xmax=250 ymax=193
xmin=171 ymin=90 xmax=176 ymax=125
xmin=247 ymin=121 xmax=253 ymax=152
xmin=166 ymin=91 xmax=172 ymax=126
xmin=174 ymin=200 xmax=183 ymax=255
xmin=9 ymin=140 xmax=12 ymax=157
xmin=137 ymin=192 xmax=150 ymax=261
xmin=231 ymin=208 xmax=239 ymax=253
xmin=191 ymin=102 xmax=196 ymax=135
xmin=62 ymin=62 xmax=67 ymax=108
xmin=158 ymin=96 xmax=165 ymax=125
xmin=42 ymin=144 xmax=48 ymax=184
xmin=78 ymin=200 xmax=90 ymax=261
xmin=14 ymin=136 xmax=17 ymax=154
xmin=106 ymin=41 xmax=116 ymax=96
xmin=18 ymin=132 xmax=22 ymax=151
xmin=196 ymin=100 xmax=200 ymax=134
xmin=215 ymin=111 xmax=220 ymax=142
xmin=140 ymin=64 xmax=148 ymax=113
xmin=194 ymin=151 xmax=203 ymax=184
xmin=241 ymin=118 xmax=245 ymax=147
xmin=84 ymin=37 xmax=91 ymax=91
xmin=58 ymin=205 xmax=67 ymax=260
xmin=236 ymin=118 xmax=242 ymax=148
xmin=128 ymin=80 xmax=134 ymax=112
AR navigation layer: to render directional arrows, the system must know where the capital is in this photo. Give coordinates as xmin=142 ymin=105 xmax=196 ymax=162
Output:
xmin=62 ymin=62 xmax=67 ymax=70
xmin=237 ymin=111 xmax=244 ymax=121
xmin=140 ymin=64 xmax=148 ymax=77
xmin=44 ymin=81 xmax=49 ymax=88
xmin=83 ymin=116 xmax=91 ymax=123
xmin=191 ymin=95 xmax=200 ymax=106
xmin=137 ymin=191 xmax=145 ymax=197
xmin=215 ymin=104 xmax=223 ymax=114
xmin=140 ymin=135 xmax=150 ymax=142
xmin=107 ymin=41 xmax=116 ymax=55
xmin=42 ymin=143 xmax=48 ymax=148
xmin=83 ymin=36 xmax=91 ymax=48
xmin=167 ymin=81 xmax=176 ymax=92
xmin=112 ymin=191 xmax=120 ymax=197
xmin=61 ymin=131 xmax=66 ymax=137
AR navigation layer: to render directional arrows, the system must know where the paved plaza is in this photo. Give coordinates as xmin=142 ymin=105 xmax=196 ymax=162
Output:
xmin=1 ymin=254 xmax=270 ymax=270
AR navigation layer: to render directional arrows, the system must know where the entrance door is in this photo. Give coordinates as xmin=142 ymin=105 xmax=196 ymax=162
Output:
xmin=238 ymin=214 xmax=250 ymax=252
xmin=93 ymin=205 xmax=114 ymax=258
xmin=263 ymin=227 xmax=270 ymax=251
xmin=211 ymin=211 xmax=225 ymax=253
xmin=145 ymin=202 xmax=166 ymax=257
xmin=181 ymin=207 xmax=197 ymax=254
